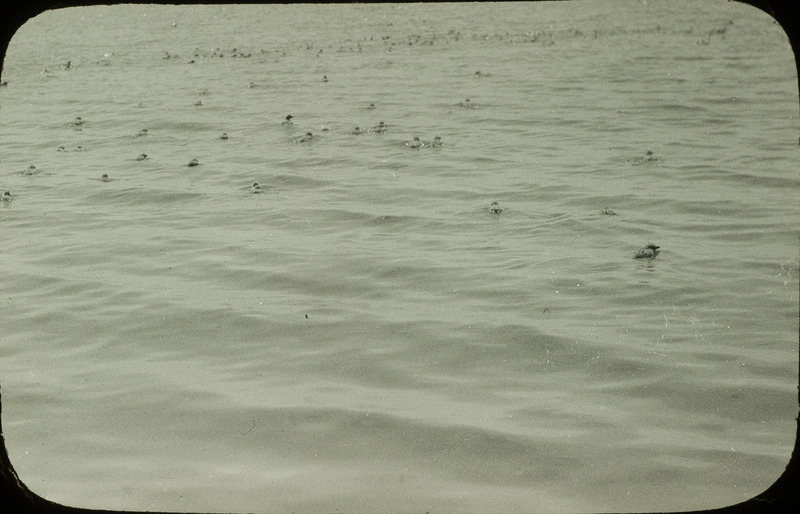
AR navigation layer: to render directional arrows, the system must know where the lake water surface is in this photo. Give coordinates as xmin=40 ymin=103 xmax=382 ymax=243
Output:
xmin=1 ymin=1 xmax=798 ymax=512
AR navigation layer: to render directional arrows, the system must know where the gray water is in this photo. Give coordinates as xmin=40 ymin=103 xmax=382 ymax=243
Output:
xmin=1 ymin=1 xmax=798 ymax=512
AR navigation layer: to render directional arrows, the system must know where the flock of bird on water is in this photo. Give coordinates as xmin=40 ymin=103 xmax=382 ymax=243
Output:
xmin=1 ymin=13 xmax=747 ymax=265
xmin=1 ymin=99 xmax=661 ymax=261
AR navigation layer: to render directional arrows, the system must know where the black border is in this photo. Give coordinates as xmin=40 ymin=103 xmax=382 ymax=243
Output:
xmin=1 ymin=1 xmax=798 ymax=512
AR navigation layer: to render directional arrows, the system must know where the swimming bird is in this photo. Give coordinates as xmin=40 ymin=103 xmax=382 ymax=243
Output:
xmin=643 ymin=150 xmax=658 ymax=162
xmin=293 ymin=132 xmax=313 ymax=143
xmin=220 ymin=132 xmax=229 ymax=140
xmin=99 ymin=173 xmax=111 ymax=182
xmin=1 ymin=191 xmax=11 ymax=202
xmin=136 ymin=153 xmax=148 ymax=161
xmin=634 ymin=244 xmax=660 ymax=259
xmin=351 ymin=126 xmax=364 ymax=135
xmin=23 ymin=165 xmax=38 ymax=175
xmin=248 ymin=182 xmax=263 ymax=193
xmin=628 ymin=150 xmax=659 ymax=165
xmin=489 ymin=201 xmax=503 ymax=214
xmin=188 ymin=158 xmax=199 ymax=167
xmin=134 ymin=129 xmax=148 ymax=137
xmin=427 ymin=136 xmax=443 ymax=147
xmin=281 ymin=114 xmax=294 ymax=126
xmin=405 ymin=137 xmax=422 ymax=149
xmin=370 ymin=121 xmax=386 ymax=134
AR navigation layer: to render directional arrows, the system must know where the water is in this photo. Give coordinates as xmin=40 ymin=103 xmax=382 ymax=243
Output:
xmin=1 ymin=1 xmax=797 ymax=512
